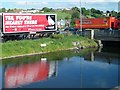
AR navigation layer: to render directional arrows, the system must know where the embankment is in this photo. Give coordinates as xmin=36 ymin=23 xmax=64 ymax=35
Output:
xmin=1 ymin=35 xmax=98 ymax=59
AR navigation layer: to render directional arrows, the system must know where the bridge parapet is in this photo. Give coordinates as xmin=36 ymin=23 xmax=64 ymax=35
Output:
xmin=82 ymin=29 xmax=120 ymax=41
xmin=94 ymin=30 xmax=120 ymax=41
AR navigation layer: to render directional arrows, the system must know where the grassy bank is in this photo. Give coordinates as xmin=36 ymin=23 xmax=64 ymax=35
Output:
xmin=1 ymin=35 xmax=98 ymax=59
xmin=40 ymin=11 xmax=71 ymax=20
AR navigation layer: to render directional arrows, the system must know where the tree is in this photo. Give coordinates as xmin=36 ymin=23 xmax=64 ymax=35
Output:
xmin=91 ymin=8 xmax=96 ymax=13
xmin=117 ymin=12 xmax=120 ymax=19
xmin=81 ymin=8 xmax=89 ymax=16
xmin=7 ymin=9 xmax=14 ymax=12
xmin=41 ymin=7 xmax=53 ymax=12
xmin=1 ymin=8 xmax=6 ymax=12
xmin=110 ymin=10 xmax=117 ymax=17
xmin=106 ymin=10 xmax=110 ymax=14
xmin=105 ymin=10 xmax=110 ymax=17
xmin=96 ymin=10 xmax=102 ymax=14
xmin=71 ymin=11 xmax=80 ymax=27
xmin=63 ymin=9 xmax=68 ymax=13
xmin=71 ymin=7 xmax=80 ymax=12
xmin=65 ymin=15 xmax=71 ymax=20
xmin=71 ymin=11 xmax=79 ymax=19
xmin=0 ymin=9 xmax=2 ymax=13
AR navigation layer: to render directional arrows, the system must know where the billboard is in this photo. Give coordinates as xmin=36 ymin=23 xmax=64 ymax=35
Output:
xmin=3 ymin=13 xmax=57 ymax=33
xmin=75 ymin=17 xmax=117 ymax=29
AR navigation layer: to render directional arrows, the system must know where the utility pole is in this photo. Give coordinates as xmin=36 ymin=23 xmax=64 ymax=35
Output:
xmin=80 ymin=0 xmax=83 ymax=35
xmin=26 ymin=0 xmax=27 ymax=13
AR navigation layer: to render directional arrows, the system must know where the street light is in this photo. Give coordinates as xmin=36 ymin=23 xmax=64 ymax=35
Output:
xmin=79 ymin=1 xmax=83 ymax=88
xmin=80 ymin=0 xmax=82 ymax=35
xmin=25 ymin=1 xmax=27 ymax=13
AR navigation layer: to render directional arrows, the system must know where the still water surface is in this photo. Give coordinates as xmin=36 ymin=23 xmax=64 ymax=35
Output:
xmin=1 ymin=47 xmax=119 ymax=88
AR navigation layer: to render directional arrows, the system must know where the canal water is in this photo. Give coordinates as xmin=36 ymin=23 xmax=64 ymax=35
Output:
xmin=1 ymin=47 xmax=119 ymax=89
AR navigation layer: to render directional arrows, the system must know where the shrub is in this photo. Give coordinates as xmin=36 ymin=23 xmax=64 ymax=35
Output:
xmin=50 ymin=34 xmax=64 ymax=39
xmin=65 ymin=31 xmax=73 ymax=36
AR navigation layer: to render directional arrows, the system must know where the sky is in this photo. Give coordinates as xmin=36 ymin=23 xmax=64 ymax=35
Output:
xmin=0 ymin=0 xmax=120 ymax=12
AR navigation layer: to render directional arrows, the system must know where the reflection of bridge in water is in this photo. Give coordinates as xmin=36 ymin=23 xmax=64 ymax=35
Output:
xmin=82 ymin=47 xmax=119 ymax=65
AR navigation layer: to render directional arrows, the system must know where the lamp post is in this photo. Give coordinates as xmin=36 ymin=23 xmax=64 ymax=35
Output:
xmin=80 ymin=0 xmax=82 ymax=35
xmin=79 ymin=1 xmax=83 ymax=88
xmin=26 ymin=0 xmax=27 ymax=13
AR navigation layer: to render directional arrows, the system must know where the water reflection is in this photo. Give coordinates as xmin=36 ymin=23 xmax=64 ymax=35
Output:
xmin=2 ymin=47 xmax=119 ymax=88
xmin=3 ymin=60 xmax=57 ymax=88
xmin=0 ymin=61 xmax=2 ymax=90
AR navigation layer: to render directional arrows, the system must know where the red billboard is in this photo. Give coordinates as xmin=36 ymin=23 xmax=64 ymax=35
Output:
xmin=76 ymin=18 xmax=110 ymax=29
xmin=3 ymin=13 xmax=57 ymax=33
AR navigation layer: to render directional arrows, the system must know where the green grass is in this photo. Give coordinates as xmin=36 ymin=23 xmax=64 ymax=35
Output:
xmin=39 ymin=11 xmax=71 ymax=20
xmin=1 ymin=35 xmax=98 ymax=58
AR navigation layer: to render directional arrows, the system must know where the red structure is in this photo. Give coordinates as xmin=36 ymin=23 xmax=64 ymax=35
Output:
xmin=76 ymin=17 xmax=120 ymax=29
xmin=5 ymin=60 xmax=57 ymax=88
xmin=0 ymin=13 xmax=57 ymax=40
xmin=115 ymin=19 xmax=120 ymax=29
xmin=3 ymin=13 xmax=57 ymax=33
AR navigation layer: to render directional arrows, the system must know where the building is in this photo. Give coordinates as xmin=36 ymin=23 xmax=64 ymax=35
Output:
xmin=118 ymin=1 xmax=120 ymax=12
xmin=21 ymin=9 xmax=39 ymax=13
xmin=57 ymin=19 xmax=65 ymax=28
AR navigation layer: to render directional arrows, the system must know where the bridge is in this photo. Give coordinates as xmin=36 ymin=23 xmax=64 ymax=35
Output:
xmin=94 ymin=30 xmax=120 ymax=41
xmin=82 ymin=29 xmax=120 ymax=42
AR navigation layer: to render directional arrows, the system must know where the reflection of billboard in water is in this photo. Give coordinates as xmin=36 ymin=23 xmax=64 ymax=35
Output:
xmin=4 ymin=60 xmax=57 ymax=88
xmin=0 ymin=65 xmax=2 ymax=90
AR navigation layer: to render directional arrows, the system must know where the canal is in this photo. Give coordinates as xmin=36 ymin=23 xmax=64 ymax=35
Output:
xmin=0 ymin=47 xmax=119 ymax=89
